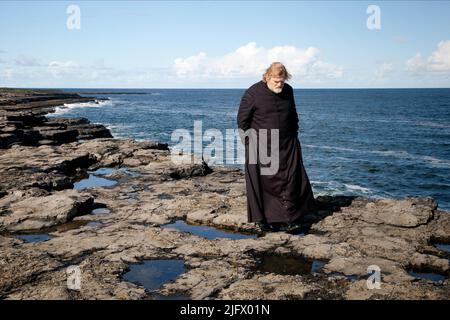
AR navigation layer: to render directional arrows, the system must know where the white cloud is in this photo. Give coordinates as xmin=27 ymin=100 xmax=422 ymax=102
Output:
xmin=0 ymin=55 xmax=178 ymax=87
xmin=374 ymin=63 xmax=393 ymax=80
xmin=48 ymin=60 xmax=81 ymax=78
xmin=48 ymin=60 xmax=118 ymax=81
xmin=15 ymin=55 xmax=44 ymax=67
xmin=173 ymin=42 xmax=343 ymax=81
xmin=428 ymin=40 xmax=450 ymax=72
xmin=0 ymin=67 xmax=14 ymax=80
xmin=407 ymin=40 xmax=450 ymax=73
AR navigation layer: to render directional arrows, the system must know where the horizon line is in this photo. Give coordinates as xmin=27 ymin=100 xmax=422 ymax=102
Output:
xmin=2 ymin=86 xmax=450 ymax=90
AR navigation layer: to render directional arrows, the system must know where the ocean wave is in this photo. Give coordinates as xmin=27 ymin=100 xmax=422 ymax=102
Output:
xmin=371 ymin=150 xmax=410 ymax=157
xmin=303 ymin=144 xmax=359 ymax=153
xmin=311 ymin=179 xmax=377 ymax=196
xmin=305 ymin=144 xmax=450 ymax=169
xmin=344 ymin=183 xmax=371 ymax=193
xmin=50 ymin=99 xmax=115 ymax=116
xmin=371 ymin=150 xmax=450 ymax=168
xmin=419 ymin=155 xmax=450 ymax=168
xmin=104 ymin=123 xmax=134 ymax=131
xmin=416 ymin=121 xmax=450 ymax=129
xmin=310 ymin=180 xmax=330 ymax=185
xmin=312 ymin=184 xmax=373 ymax=197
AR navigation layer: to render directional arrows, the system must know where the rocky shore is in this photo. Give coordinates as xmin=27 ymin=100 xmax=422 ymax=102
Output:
xmin=0 ymin=88 xmax=112 ymax=148
xmin=0 ymin=89 xmax=449 ymax=300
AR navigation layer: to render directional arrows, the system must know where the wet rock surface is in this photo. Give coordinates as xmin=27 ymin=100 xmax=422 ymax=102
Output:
xmin=0 ymin=90 xmax=449 ymax=300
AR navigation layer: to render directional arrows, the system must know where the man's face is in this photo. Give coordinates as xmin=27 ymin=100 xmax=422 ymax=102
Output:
xmin=267 ymin=76 xmax=285 ymax=94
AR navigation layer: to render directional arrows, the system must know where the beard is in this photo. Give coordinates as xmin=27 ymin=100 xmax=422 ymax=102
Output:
xmin=270 ymin=86 xmax=283 ymax=94
xmin=267 ymin=84 xmax=284 ymax=94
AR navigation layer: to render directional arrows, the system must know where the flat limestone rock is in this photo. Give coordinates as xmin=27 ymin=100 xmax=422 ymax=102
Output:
xmin=0 ymin=189 xmax=94 ymax=231
xmin=360 ymin=198 xmax=436 ymax=227
xmin=218 ymin=274 xmax=313 ymax=300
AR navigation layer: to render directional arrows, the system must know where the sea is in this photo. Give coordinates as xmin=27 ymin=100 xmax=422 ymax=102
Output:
xmin=46 ymin=88 xmax=450 ymax=211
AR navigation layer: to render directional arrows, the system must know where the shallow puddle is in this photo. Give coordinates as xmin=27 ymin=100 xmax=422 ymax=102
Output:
xmin=122 ymin=259 xmax=188 ymax=298
xmin=434 ymin=243 xmax=450 ymax=254
xmin=252 ymin=254 xmax=326 ymax=275
xmin=91 ymin=208 xmax=111 ymax=215
xmin=408 ymin=270 xmax=448 ymax=282
xmin=11 ymin=219 xmax=102 ymax=242
xmin=73 ymin=173 xmax=117 ymax=190
xmin=92 ymin=167 xmax=140 ymax=177
xmin=162 ymin=220 xmax=257 ymax=240
xmin=72 ymin=166 xmax=141 ymax=190
xmin=13 ymin=233 xmax=52 ymax=243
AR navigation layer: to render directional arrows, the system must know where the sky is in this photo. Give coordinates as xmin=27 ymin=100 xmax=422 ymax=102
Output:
xmin=0 ymin=0 xmax=449 ymax=88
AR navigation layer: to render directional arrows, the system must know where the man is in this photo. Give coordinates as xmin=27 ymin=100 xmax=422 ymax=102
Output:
xmin=237 ymin=62 xmax=316 ymax=232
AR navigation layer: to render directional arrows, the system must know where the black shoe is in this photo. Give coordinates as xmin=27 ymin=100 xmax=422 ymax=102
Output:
xmin=279 ymin=221 xmax=302 ymax=232
xmin=257 ymin=221 xmax=279 ymax=232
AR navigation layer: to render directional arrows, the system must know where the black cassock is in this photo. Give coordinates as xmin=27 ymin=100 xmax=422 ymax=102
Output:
xmin=237 ymin=80 xmax=316 ymax=224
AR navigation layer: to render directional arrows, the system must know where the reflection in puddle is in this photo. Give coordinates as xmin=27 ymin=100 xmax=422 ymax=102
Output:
xmin=74 ymin=174 xmax=117 ymax=190
xmin=435 ymin=243 xmax=450 ymax=254
xmin=74 ymin=167 xmax=140 ymax=190
xmin=162 ymin=220 xmax=257 ymax=240
xmin=92 ymin=167 xmax=140 ymax=177
xmin=92 ymin=168 xmax=115 ymax=175
xmin=73 ymin=167 xmax=139 ymax=190
xmin=91 ymin=208 xmax=111 ymax=215
xmin=311 ymin=260 xmax=327 ymax=273
xmin=122 ymin=259 xmax=188 ymax=299
xmin=252 ymin=254 xmax=327 ymax=275
xmin=14 ymin=233 xmax=52 ymax=243
xmin=408 ymin=270 xmax=447 ymax=282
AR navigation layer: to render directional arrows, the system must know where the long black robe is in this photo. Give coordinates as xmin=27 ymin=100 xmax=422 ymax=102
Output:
xmin=237 ymin=80 xmax=316 ymax=223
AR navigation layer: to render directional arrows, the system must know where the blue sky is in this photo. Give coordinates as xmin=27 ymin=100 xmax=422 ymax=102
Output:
xmin=0 ymin=1 xmax=449 ymax=88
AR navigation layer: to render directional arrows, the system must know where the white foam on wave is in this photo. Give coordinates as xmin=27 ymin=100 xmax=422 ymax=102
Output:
xmin=303 ymin=144 xmax=358 ymax=153
xmin=312 ymin=180 xmax=374 ymax=197
xmin=371 ymin=149 xmax=450 ymax=168
xmin=416 ymin=121 xmax=450 ymax=129
xmin=104 ymin=123 xmax=134 ymax=132
xmin=50 ymin=99 xmax=115 ymax=116
xmin=371 ymin=150 xmax=410 ymax=157
xmin=310 ymin=180 xmax=329 ymax=185
xmin=344 ymin=183 xmax=371 ymax=193
xmin=419 ymin=155 xmax=450 ymax=168
xmin=305 ymin=144 xmax=450 ymax=169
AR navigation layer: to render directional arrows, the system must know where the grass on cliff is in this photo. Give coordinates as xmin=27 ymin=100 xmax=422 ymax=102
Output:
xmin=0 ymin=88 xmax=63 ymax=95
